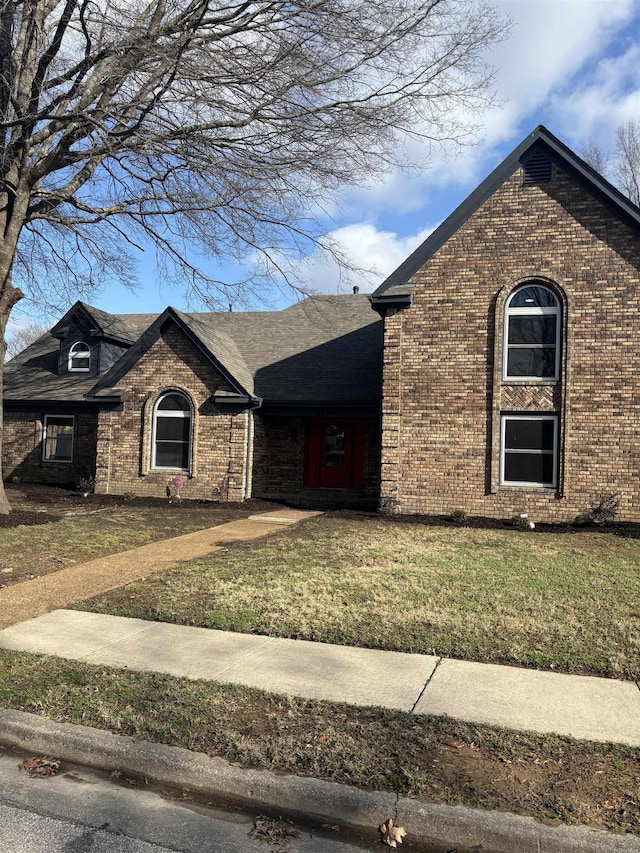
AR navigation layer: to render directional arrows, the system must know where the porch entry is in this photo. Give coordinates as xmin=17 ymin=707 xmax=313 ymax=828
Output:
xmin=304 ymin=418 xmax=365 ymax=490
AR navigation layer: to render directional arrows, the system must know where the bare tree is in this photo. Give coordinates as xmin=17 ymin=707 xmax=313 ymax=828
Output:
xmin=580 ymin=137 xmax=610 ymax=176
xmin=0 ymin=0 xmax=509 ymax=511
xmin=580 ymin=119 xmax=640 ymax=207
xmin=4 ymin=322 xmax=47 ymax=361
xmin=614 ymin=120 xmax=640 ymax=207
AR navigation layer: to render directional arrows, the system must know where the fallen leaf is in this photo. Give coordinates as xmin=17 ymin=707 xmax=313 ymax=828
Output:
xmin=442 ymin=738 xmax=466 ymax=749
xmin=321 ymin=824 xmax=341 ymax=832
xmin=251 ymin=816 xmax=300 ymax=847
xmin=379 ymin=817 xmax=407 ymax=848
xmin=18 ymin=756 xmax=60 ymax=778
xmin=110 ymin=769 xmax=122 ymax=778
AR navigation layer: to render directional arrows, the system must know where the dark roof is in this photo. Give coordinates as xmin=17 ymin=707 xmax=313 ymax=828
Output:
xmin=4 ymin=295 xmax=382 ymax=407
xmin=371 ymin=125 xmax=640 ymax=305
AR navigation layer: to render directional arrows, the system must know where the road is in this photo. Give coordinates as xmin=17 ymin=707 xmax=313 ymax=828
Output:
xmin=0 ymin=745 xmax=437 ymax=853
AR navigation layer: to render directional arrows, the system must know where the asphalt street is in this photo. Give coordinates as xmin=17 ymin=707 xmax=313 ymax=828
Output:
xmin=0 ymin=747 xmax=410 ymax=853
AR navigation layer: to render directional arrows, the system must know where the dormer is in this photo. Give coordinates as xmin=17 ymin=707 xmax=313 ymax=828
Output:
xmin=49 ymin=301 xmax=134 ymax=377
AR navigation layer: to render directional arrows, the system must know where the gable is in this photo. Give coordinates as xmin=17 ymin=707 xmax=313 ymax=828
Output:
xmin=88 ymin=308 xmax=257 ymax=403
xmin=371 ymin=126 xmax=640 ymax=309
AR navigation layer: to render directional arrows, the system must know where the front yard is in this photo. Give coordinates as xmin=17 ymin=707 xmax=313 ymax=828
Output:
xmin=2 ymin=495 xmax=640 ymax=835
xmin=75 ymin=512 xmax=640 ymax=680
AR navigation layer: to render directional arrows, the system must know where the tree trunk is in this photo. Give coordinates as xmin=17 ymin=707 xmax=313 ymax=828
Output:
xmin=0 ymin=247 xmax=26 ymax=515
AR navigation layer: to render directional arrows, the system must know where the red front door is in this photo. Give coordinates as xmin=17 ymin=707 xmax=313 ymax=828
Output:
xmin=304 ymin=419 xmax=365 ymax=490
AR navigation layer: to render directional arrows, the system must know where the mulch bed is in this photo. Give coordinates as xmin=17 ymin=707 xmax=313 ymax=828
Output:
xmin=331 ymin=508 xmax=640 ymax=538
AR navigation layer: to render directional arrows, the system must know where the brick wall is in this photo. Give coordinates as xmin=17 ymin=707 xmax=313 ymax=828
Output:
xmin=94 ymin=324 xmax=249 ymax=501
xmin=380 ymin=163 xmax=640 ymax=522
xmin=3 ymin=409 xmax=98 ymax=485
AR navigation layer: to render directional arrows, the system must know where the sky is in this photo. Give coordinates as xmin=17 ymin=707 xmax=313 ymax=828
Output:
xmin=10 ymin=0 xmax=640 ymax=331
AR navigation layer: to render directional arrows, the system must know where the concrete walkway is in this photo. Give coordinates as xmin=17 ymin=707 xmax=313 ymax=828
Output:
xmin=0 ymin=508 xmax=319 ymax=629
xmin=2 ymin=608 xmax=639 ymax=747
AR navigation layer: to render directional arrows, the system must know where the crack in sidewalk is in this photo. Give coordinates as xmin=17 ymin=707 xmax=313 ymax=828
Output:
xmin=410 ymin=657 xmax=442 ymax=714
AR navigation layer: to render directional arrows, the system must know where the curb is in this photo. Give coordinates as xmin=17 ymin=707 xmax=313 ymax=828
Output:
xmin=1 ymin=708 xmax=639 ymax=853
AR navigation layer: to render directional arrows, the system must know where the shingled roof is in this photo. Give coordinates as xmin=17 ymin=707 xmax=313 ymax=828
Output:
xmin=4 ymin=295 xmax=382 ymax=408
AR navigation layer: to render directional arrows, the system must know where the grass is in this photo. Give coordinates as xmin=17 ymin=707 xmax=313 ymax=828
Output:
xmin=0 ymin=494 xmax=268 ymax=586
xmin=1 ymin=648 xmax=638 ymax=834
xmin=75 ymin=514 xmax=640 ymax=680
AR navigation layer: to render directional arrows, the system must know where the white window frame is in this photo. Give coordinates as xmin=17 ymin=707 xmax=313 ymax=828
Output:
xmin=500 ymin=415 xmax=558 ymax=488
xmin=43 ymin=414 xmax=74 ymax=463
xmin=68 ymin=341 xmax=91 ymax=372
xmin=151 ymin=392 xmax=192 ymax=472
xmin=503 ymin=286 xmax=560 ymax=381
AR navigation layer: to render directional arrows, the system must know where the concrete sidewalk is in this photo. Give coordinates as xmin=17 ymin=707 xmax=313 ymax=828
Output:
xmin=0 ymin=508 xmax=319 ymax=629
xmin=2 ymin=608 xmax=639 ymax=747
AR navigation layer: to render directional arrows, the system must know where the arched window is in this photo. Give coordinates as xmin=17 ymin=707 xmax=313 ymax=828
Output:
xmin=151 ymin=392 xmax=192 ymax=470
xmin=68 ymin=341 xmax=91 ymax=372
xmin=504 ymin=284 xmax=560 ymax=380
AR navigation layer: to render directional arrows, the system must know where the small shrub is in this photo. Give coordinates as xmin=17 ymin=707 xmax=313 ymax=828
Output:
xmin=379 ymin=495 xmax=399 ymax=514
xmin=122 ymin=491 xmax=137 ymax=502
xmin=449 ymin=508 xmax=468 ymax=523
xmin=211 ymin=474 xmax=230 ymax=502
xmin=586 ymin=493 xmax=620 ymax=526
xmin=76 ymin=475 xmax=96 ymax=495
xmin=511 ymin=512 xmax=535 ymax=530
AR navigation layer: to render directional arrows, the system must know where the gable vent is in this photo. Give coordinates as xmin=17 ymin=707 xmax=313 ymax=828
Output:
xmin=522 ymin=151 xmax=552 ymax=184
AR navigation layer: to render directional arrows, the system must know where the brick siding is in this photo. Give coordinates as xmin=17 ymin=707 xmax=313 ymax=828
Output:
xmin=94 ymin=325 xmax=249 ymax=501
xmin=380 ymin=164 xmax=640 ymax=522
xmin=3 ymin=409 xmax=98 ymax=485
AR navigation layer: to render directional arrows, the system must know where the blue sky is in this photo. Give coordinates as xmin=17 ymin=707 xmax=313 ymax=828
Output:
xmin=11 ymin=0 xmax=640 ymax=329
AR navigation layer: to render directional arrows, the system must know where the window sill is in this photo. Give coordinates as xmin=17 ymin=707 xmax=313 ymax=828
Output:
xmin=499 ymin=483 xmax=556 ymax=490
xmin=501 ymin=378 xmax=558 ymax=386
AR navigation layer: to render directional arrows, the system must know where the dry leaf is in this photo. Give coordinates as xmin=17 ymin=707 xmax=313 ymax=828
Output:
xmin=442 ymin=737 xmax=466 ymax=749
xmin=321 ymin=824 xmax=341 ymax=832
xmin=379 ymin=817 xmax=407 ymax=848
xmin=110 ymin=769 xmax=122 ymax=778
xmin=18 ymin=756 xmax=60 ymax=778
xmin=251 ymin=816 xmax=300 ymax=847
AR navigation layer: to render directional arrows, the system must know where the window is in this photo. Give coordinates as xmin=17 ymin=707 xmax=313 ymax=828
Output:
xmin=325 ymin=424 xmax=345 ymax=468
xmin=68 ymin=341 xmax=91 ymax=372
xmin=500 ymin=415 xmax=557 ymax=488
xmin=504 ymin=285 xmax=560 ymax=380
xmin=43 ymin=415 xmax=74 ymax=462
xmin=151 ymin=392 xmax=192 ymax=470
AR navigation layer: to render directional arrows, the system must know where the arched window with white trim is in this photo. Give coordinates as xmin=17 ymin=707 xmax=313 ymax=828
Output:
xmin=151 ymin=392 xmax=192 ymax=470
xmin=503 ymin=284 xmax=560 ymax=380
xmin=68 ymin=341 xmax=91 ymax=372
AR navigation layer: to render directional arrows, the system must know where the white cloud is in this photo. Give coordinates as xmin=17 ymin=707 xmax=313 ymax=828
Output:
xmin=335 ymin=0 xmax=639 ymax=219
xmin=547 ymin=41 xmax=640 ymax=146
xmin=295 ymin=223 xmax=434 ymax=294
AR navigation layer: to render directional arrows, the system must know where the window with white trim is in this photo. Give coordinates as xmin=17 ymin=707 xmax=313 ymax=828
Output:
xmin=151 ymin=392 xmax=192 ymax=470
xmin=43 ymin=415 xmax=74 ymax=462
xmin=500 ymin=415 xmax=558 ymax=488
xmin=504 ymin=285 xmax=560 ymax=380
xmin=68 ymin=341 xmax=91 ymax=372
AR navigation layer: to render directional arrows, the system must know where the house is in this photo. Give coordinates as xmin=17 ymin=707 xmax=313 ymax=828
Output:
xmin=4 ymin=125 xmax=640 ymax=521
xmin=371 ymin=125 xmax=640 ymax=522
xmin=3 ymin=296 xmax=383 ymax=506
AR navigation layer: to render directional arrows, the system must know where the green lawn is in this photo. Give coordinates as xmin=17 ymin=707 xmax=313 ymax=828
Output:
xmin=1 ymin=648 xmax=638 ymax=833
xmin=74 ymin=514 xmax=640 ymax=680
